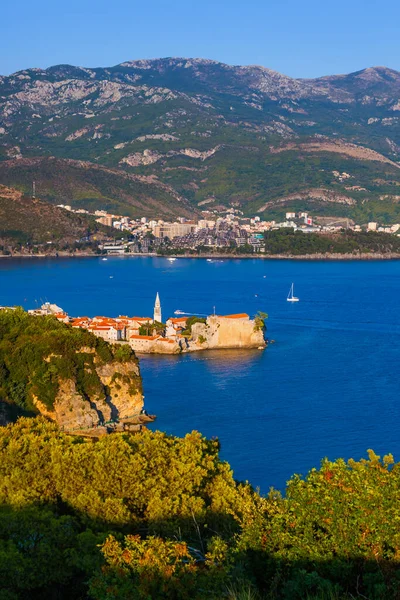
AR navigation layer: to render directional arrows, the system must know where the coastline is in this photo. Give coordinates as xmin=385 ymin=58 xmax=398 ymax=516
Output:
xmin=2 ymin=251 xmax=400 ymax=261
xmin=154 ymin=252 xmax=400 ymax=261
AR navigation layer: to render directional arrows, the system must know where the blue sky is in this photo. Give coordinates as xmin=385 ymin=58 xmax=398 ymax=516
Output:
xmin=2 ymin=0 xmax=399 ymax=77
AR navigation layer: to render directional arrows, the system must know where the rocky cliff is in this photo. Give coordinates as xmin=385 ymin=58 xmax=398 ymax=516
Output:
xmin=32 ymin=355 xmax=144 ymax=432
xmin=191 ymin=314 xmax=266 ymax=350
xmin=0 ymin=309 xmax=144 ymax=433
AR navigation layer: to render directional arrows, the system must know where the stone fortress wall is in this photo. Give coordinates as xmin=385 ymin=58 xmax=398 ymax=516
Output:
xmin=191 ymin=314 xmax=266 ymax=350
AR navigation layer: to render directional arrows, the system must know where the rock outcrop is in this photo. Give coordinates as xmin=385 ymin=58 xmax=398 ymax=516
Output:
xmin=95 ymin=359 xmax=143 ymax=420
xmin=50 ymin=380 xmax=100 ymax=431
xmin=32 ymin=354 xmax=144 ymax=432
xmin=120 ymin=146 xmax=221 ymax=167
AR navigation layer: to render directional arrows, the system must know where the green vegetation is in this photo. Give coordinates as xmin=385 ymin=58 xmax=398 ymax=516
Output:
xmin=0 ymin=158 xmax=194 ymax=221
xmin=263 ymin=228 xmax=400 ymax=255
xmin=254 ymin=311 xmax=268 ymax=331
xmin=138 ymin=320 xmax=166 ymax=336
xmin=5 ymin=147 xmax=400 ymax=223
xmin=2 ymin=61 xmax=400 ymax=221
xmin=0 ymin=185 xmax=112 ymax=251
xmin=159 ymin=231 xmax=400 ymax=257
xmin=0 ymin=419 xmax=400 ymax=598
xmin=0 ymin=308 xmax=137 ymax=412
xmin=182 ymin=316 xmax=207 ymax=336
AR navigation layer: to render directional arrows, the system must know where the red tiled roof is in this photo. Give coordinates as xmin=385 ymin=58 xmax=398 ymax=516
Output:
xmin=93 ymin=317 xmax=117 ymax=324
xmin=130 ymin=335 xmax=158 ymax=340
xmin=130 ymin=317 xmax=152 ymax=321
xmin=71 ymin=318 xmax=89 ymax=326
xmin=221 ymin=313 xmax=249 ymax=319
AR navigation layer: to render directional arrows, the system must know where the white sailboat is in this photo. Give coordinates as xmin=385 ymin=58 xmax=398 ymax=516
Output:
xmin=287 ymin=283 xmax=299 ymax=302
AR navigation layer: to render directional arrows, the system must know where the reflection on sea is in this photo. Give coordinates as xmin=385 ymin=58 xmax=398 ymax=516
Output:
xmin=141 ymin=348 xmax=264 ymax=369
xmin=141 ymin=349 xmax=265 ymax=394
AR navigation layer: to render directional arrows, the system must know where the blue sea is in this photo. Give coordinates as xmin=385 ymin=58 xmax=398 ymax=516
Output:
xmin=1 ymin=255 xmax=400 ymax=493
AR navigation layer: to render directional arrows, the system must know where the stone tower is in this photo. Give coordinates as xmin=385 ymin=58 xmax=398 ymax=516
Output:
xmin=154 ymin=292 xmax=162 ymax=323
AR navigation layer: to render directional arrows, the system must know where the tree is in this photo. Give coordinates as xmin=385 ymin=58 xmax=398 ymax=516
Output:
xmin=254 ymin=311 xmax=268 ymax=331
xmin=182 ymin=316 xmax=207 ymax=336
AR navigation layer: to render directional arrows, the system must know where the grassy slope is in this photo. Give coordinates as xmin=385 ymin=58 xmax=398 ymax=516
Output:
xmin=0 ymin=184 xmax=111 ymax=245
xmin=0 ymin=158 xmax=196 ymax=219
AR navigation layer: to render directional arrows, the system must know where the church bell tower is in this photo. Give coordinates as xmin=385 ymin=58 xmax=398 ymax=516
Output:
xmin=154 ymin=292 xmax=162 ymax=323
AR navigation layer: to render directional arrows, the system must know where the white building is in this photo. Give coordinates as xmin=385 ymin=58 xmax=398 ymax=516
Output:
xmin=154 ymin=292 xmax=162 ymax=323
xmin=88 ymin=325 xmax=123 ymax=341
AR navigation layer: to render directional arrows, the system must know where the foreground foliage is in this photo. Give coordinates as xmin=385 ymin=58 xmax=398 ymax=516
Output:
xmin=0 ymin=419 xmax=400 ymax=598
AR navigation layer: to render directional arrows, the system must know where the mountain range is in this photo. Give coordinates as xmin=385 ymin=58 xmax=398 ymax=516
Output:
xmin=1 ymin=58 xmax=400 ymax=222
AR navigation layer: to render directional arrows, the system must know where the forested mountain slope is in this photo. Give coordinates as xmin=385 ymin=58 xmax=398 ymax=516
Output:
xmin=0 ymin=183 xmax=111 ymax=247
xmin=1 ymin=58 xmax=400 ymax=219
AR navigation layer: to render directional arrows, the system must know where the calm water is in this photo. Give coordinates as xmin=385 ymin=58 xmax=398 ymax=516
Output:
xmin=1 ymin=256 xmax=400 ymax=492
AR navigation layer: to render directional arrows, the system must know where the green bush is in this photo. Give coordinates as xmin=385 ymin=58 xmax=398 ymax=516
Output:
xmin=0 ymin=418 xmax=400 ymax=598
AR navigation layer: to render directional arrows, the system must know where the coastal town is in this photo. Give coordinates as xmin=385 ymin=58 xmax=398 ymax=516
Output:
xmin=56 ymin=203 xmax=400 ymax=256
xmin=24 ymin=294 xmax=267 ymax=354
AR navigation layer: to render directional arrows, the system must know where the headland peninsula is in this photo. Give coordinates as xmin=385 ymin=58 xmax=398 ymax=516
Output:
xmin=23 ymin=295 xmax=267 ymax=355
xmin=0 ymin=307 xmax=151 ymax=436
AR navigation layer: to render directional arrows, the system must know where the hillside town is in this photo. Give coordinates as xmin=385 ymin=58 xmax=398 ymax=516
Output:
xmin=56 ymin=204 xmax=400 ymax=255
xmin=23 ymin=295 xmax=266 ymax=354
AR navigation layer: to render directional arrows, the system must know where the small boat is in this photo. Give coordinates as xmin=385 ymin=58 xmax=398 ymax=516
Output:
xmin=287 ymin=283 xmax=299 ymax=302
xmin=206 ymin=259 xmax=213 ymax=262
xmin=102 ymin=258 xmax=108 ymax=261
xmin=174 ymin=310 xmax=185 ymax=315
xmin=167 ymin=257 xmax=177 ymax=262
